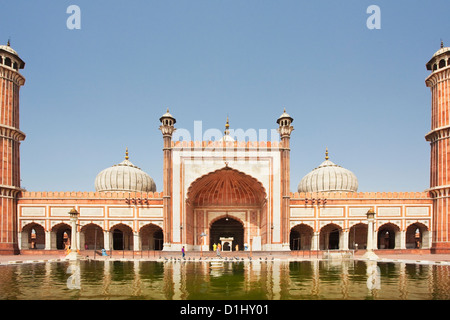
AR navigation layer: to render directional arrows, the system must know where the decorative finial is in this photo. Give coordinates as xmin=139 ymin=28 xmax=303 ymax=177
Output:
xmin=325 ymin=147 xmax=329 ymax=160
xmin=441 ymin=39 xmax=444 ymax=49
xmin=283 ymin=108 xmax=286 ymax=113
xmin=7 ymin=38 xmax=10 ymax=46
xmin=224 ymin=115 xmax=230 ymax=135
xmin=125 ymin=147 xmax=129 ymax=160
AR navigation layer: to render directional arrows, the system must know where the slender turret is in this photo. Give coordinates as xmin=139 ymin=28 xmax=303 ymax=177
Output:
xmin=0 ymin=41 xmax=26 ymax=254
xmin=425 ymin=41 xmax=450 ymax=253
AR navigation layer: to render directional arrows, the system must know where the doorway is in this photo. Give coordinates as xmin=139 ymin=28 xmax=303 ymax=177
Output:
xmin=209 ymin=217 xmax=244 ymax=251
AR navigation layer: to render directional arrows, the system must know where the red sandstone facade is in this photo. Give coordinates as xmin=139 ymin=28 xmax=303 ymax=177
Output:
xmin=0 ymin=42 xmax=447 ymax=255
xmin=425 ymin=43 xmax=450 ymax=253
xmin=0 ymin=43 xmax=25 ymax=254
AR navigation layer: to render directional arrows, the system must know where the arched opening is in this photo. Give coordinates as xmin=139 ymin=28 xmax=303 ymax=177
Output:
xmin=140 ymin=224 xmax=164 ymax=251
xmin=81 ymin=224 xmax=104 ymax=250
xmin=21 ymin=223 xmax=45 ymax=250
xmin=377 ymin=223 xmax=399 ymax=249
xmin=289 ymin=224 xmax=313 ymax=250
xmin=4 ymin=57 xmax=11 ymax=67
xmin=348 ymin=223 xmax=368 ymax=250
xmin=320 ymin=224 xmax=341 ymax=250
xmin=209 ymin=217 xmax=244 ymax=251
xmin=52 ymin=223 xmax=71 ymax=250
xmin=405 ymin=222 xmax=429 ymax=249
xmin=433 ymin=63 xmax=438 ymax=71
xmin=111 ymin=224 xmax=133 ymax=250
xmin=12 ymin=61 xmax=18 ymax=70
xmin=186 ymin=166 xmax=267 ymax=251
xmin=439 ymin=59 xmax=446 ymax=69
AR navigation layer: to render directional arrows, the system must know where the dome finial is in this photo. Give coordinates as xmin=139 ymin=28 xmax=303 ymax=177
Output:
xmin=125 ymin=147 xmax=129 ymax=160
xmin=224 ymin=115 xmax=230 ymax=135
xmin=7 ymin=38 xmax=10 ymax=46
xmin=441 ymin=39 xmax=444 ymax=49
xmin=325 ymin=147 xmax=329 ymax=160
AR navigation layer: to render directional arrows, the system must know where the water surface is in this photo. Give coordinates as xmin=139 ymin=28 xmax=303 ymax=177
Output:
xmin=0 ymin=260 xmax=448 ymax=300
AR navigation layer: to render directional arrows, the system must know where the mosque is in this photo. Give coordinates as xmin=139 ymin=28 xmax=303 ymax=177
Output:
xmin=0 ymin=41 xmax=449 ymax=255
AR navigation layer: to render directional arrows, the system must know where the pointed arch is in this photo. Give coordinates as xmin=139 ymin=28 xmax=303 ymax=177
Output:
xmin=80 ymin=223 xmax=104 ymax=250
xmin=21 ymin=222 xmax=46 ymax=250
xmin=51 ymin=222 xmax=71 ymax=250
xmin=348 ymin=223 xmax=368 ymax=250
xmin=290 ymin=223 xmax=314 ymax=250
xmin=185 ymin=166 xmax=268 ymax=250
xmin=140 ymin=223 xmax=164 ymax=250
xmin=186 ymin=166 xmax=267 ymax=207
xmin=319 ymin=223 xmax=342 ymax=250
xmin=377 ymin=222 xmax=400 ymax=249
xmin=110 ymin=223 xmax=133 ymax=250
xmin=405 ymin=222 xmax=430 ymax=249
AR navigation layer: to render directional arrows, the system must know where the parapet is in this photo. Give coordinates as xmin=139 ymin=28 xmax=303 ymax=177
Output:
xmin=19 ymin=191 xmax=164 ymax=199
xmin=291 ymin=191 xmax=431 ymax=200
xmin=172 ymin=140 xmax=281 ymax=150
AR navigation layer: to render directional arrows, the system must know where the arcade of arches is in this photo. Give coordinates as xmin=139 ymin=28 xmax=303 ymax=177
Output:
xmin=20 ymin=221 xmax=429 ymax=252
xmin=289 ymin=222 xmax=431 ymax=251
xmin=19 ymin=222 xmax=164 ymax=251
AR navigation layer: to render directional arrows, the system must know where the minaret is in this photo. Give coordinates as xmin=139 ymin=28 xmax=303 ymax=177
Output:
xmin=159 ymin=109 xmax=176 ymax=249
xmin=425 ymin=41 xmax=450 ymax=253
xmin=0 ymin=41 xmax=26 ymax=255
xmin=277 ymin=109 xmax=294 ymax=250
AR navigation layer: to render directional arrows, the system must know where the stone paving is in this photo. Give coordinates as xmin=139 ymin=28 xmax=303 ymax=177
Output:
xmin=0 ymin=251 xmax=449 ymax=266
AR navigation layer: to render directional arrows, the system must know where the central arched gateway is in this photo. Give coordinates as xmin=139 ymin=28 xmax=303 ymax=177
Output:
xmin=209 ymin=217 xmax=244 ymax=251
xmin=185 ymin=166 xmax=267 ymax=251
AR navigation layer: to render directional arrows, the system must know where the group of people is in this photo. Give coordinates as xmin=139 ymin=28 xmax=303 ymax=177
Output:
xmin=181 ymin=243 xmax=240 ymax=258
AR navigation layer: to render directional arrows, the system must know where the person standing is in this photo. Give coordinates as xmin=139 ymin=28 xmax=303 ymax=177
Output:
xmin=182 ymin=246 xmax=185 ymax=258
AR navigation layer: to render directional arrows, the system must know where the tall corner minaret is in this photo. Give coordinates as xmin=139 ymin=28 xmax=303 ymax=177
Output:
xmin=425 ymin=40 xmax=450 ymax=254
xmin=0 ymin=41 xmax=26 ymax=255
xmin=159 ymin=108 xmax=176 ymax=250
xmin=277 ymin=108 xmax=294 ymax=250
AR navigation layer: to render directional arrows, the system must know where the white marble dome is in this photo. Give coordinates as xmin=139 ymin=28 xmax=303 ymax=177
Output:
xmin=298 ymin=151 xmax=358 ymax=193
xmin=95 ymin=150 xmax=156 ymax=193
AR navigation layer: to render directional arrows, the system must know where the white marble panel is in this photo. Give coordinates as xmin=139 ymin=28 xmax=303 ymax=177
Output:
xmin=109 ymin=207 xmax=134 ymax=217
xmin=290 ymin=207 xmax=314 ymax=217
xmin=21 ymin=207 xmax=45 ymax=217
xmin=378 ymin=207 xmax=401 ymax=217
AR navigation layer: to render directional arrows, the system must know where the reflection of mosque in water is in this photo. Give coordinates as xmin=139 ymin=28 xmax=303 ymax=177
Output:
xmin=1 ymin=261 xmax=448 ymax=300
xmin=106 ymin=261 xmax=450 ymax=300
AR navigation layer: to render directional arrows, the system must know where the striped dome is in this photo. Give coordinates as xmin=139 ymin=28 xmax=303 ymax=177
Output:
xmin=298 ymin=152 xmax=358 ymax=193
xmin=95 ymin=150 xmax=156 ymax=193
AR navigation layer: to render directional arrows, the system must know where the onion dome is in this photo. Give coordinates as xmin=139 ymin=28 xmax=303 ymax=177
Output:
xmin=95 ymin=148 xmax=156 ymax=192
xmin=298 ymin=148 xmax=358 ymax=193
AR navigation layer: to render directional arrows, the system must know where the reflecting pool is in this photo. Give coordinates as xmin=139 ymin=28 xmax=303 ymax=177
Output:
xmin=0 ymin=260 xmax=448 ymax=300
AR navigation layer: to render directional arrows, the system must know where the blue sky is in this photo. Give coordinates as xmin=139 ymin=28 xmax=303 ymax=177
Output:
xmin=1 ymin=0 xmax=448 ymax=192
